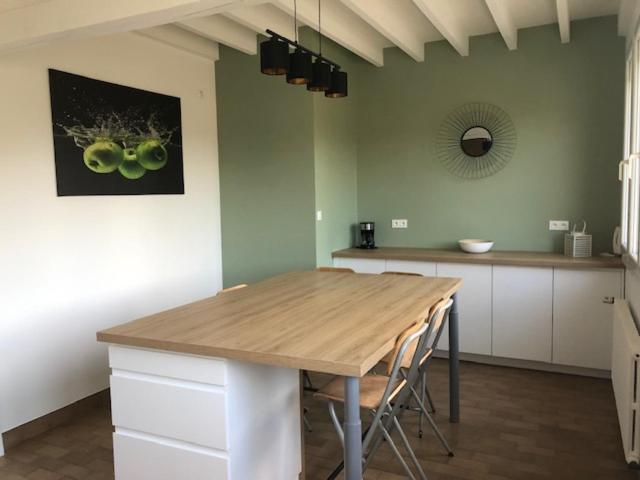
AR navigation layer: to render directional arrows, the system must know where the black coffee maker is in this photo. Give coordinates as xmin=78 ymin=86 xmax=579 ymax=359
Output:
xmin=358 ymin=222 xmax=376 ymax=249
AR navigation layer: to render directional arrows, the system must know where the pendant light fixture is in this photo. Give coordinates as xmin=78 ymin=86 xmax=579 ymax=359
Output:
xmin=259 ymin=0 xmax=348 ymax=99
xmin=307 ymin=0 xmax=331 ymax=92
xmin=260 ymin=36 xmax=289 ymax=75
xmin=326 ymin=68 xmax=348 ymax=98
xmin=286 ymin=0 xmax=312 ymax=85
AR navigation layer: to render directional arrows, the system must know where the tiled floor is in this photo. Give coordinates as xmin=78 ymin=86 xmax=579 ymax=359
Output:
xmin=0 ymin=359 xmax=637 ymax=480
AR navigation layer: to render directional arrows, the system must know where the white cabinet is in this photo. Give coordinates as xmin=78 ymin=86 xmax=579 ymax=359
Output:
xmin=437 ymin=263 xmax=492 ymax=355
xmin=553 ymin=268 xmax=623 ymax=370
xmin=492 ymin=266 xmax=553 ymax=362
xmin=109 ymin=346 xmax=301 ymax=480
xmin=333 ymin=257 xmax=385 ymax=274
xmin=385 ymin=260 xmax=437 ymax=276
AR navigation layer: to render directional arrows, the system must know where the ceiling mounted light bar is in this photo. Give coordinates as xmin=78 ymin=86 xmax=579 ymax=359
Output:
xmin=259 ymin=0 xmax=347 ymax=98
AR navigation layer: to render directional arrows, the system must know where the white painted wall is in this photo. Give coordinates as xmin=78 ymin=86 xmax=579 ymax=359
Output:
xmin=0 ymin=33 xmax=222 ymax=434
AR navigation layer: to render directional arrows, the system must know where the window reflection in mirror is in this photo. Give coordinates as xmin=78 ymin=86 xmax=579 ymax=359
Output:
xmin=461 ymin=126 xmax=493 ymax=157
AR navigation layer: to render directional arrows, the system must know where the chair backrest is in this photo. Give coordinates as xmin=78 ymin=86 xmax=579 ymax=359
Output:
xmin=219 ymin=284 xmax=248 ymax=294
xmin=418 ymin=297 xmax=453 ymax=365
xmin=316 ymin=267 xmax=355 ymax=273
xmin=363 ymin=317 xmax=434 ymax=452
xmin=382 ymin=271 xmax=423 ymax=277
xmin=385 ymin=297 xmax=452 ymax=374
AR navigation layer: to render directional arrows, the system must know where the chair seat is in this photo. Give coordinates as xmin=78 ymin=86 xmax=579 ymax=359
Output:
xmin=314 ymin=374 xmax=403 ymax=410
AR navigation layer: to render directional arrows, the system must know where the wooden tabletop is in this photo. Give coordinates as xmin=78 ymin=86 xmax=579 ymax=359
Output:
xmin=97 ymin=271 xmax=461 ymax=377
xmin=332 ymin=247 xmax=624 ymax=269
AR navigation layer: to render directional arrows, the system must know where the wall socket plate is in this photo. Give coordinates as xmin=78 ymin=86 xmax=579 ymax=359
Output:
xmin=316 ymin=210 xmax=323 ymax=221
xmin=549 ymin=220 xmax=569 ymax=231
xmin=392 ymin=219 xmax=408 ymax=229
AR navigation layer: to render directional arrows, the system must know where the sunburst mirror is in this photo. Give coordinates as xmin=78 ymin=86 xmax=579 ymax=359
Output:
xmin=436 ymin=103 xmax=516 ymax=179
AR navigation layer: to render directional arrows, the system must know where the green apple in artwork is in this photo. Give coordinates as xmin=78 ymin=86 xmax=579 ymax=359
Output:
xmin=118 ymin=159 xmax=146 ymax=180
xmin=83 ymin=141 xmax=124 ymax=173
xmin=136 ymin=139 xmax=168 ymax=171
xmin=123 ymin=147 xmax=137 ymax=162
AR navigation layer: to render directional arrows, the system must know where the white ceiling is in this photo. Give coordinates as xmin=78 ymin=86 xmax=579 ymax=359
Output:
xmin=0 ymin=0 xmax=630 ymax=64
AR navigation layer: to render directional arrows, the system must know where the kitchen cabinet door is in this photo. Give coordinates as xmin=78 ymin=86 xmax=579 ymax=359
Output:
xmin=492 ymin=266 xmax=553 ymax=362
xmin=437 ymin=263 xmax=492 ymax=355
xmin=332 ymin=257 xmax=386 ymax=274
xmin=553 ymin=268 xmax=623 ymax=370
xmin=385 ymin=260 xmax=436 ymax=276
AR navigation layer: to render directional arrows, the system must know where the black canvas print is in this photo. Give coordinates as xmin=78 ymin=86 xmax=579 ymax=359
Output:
xmin=48 ymin=69 xmax=184 ymax=196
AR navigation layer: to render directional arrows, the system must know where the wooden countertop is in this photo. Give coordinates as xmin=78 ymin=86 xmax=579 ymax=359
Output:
xmin=333 ymin=247 xmax=624 ymax=269
xmin=97 ymin=271 xmax=461 ymax=377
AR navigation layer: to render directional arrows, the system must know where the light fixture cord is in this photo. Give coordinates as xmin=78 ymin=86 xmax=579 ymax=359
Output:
xmin=318 ymin=0 xmax=322 ymax=55
xmin=294 ymin=0 xmax=298 ymax=43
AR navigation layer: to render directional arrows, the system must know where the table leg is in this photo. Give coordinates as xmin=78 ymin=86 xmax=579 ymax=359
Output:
xmin=449 ymin=292 xmax=460 ymax=423
xmin=344 ymin=376 xmax=362 ymax=480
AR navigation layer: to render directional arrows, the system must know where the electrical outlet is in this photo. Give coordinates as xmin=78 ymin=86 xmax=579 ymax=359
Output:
xmin=316 ymin=210 xmax=323 ymax=221
xmin=392 ymin=219 xmax=408 ymax=229
xmin=549 ymin=220 xmax=569 ymax=231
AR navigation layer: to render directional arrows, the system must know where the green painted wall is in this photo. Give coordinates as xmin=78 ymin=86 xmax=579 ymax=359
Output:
xmin=357 ymin=17 xmax=624 ymax=254
xmin=312 ymin=36 xmax=361 ymax=267
xmin=217 ymin=44 xmax=316 ymax=287
xmin=217 ymin=33 xmax=361 ymax=285
xmin=217 ymin=17 xmax=624 ymax=284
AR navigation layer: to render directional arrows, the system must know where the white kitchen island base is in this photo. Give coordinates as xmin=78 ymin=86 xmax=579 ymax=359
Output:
xmin=107 ymin=345 xmax=301 ymax=480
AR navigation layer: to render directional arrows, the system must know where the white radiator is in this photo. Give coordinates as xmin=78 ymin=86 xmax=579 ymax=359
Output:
xmin=612 ymin=299 xmax=640 ymax=466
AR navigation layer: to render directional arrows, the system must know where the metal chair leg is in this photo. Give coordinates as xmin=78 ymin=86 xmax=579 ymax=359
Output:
xmin=303 ymin=408 xmax=312 ymax=432
xmin=392 ymin=415 xmax=428 ymax=480
xmin=379 ymin=419 xmax=418 ymax=480
xmin=409 ymin=384 xmax=454 ymax=456
xmin=424 ymin=371 xmax=436 ymax=413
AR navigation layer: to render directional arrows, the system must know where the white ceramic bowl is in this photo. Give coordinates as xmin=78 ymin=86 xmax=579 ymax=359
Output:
xmin=458 ymin=239 xmax=494 ymax=254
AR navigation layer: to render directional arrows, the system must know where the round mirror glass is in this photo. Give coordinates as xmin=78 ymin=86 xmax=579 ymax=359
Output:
xmin=461 ymin=126 xmax=493 ymax=157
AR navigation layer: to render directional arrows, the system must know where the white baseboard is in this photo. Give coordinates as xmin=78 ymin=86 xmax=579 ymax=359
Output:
xmin=434 ymin=351 xmax=611 ymax=379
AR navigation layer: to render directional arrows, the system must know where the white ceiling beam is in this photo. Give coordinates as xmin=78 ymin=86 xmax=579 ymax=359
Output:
xmin=556 ymin=0 xmax=570 ymax=43
xmin=272 ymin=0 xmax=385 ymax=67
xmin=339 ymin=0 xmax=425 ymax=62
xmin=135 ymin=24 xmax=219 ymax=61
xmin=0 ymin=0 xmax=245 ymax=53
xmin=484 ymin=0 xmax=517 ymax=50
xmin=619 ymin=0 xmax=640 ymax=39
xmin=224 ymin=4 xmax=297 ymax=39
xmin=411 ymin=0 xmax=469 ymax=56
xmin=178 ymin=15 xmax=257 ymax=55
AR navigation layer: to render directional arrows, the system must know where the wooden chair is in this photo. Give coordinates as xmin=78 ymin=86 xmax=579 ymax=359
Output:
xmin=379 ymin=297 xmax=453 ymax=447
xmin=381 ymin=271 xmax=423 ymax=276
xmin=315 ymin=317 xmax=430 ymax=479
xmin=316 ymin=267 xmax=355 ymax=273
xmin=219 ymin=284 xmax=248 ymax=294
xmin=314 ymin=301 xmax=453 ymax=479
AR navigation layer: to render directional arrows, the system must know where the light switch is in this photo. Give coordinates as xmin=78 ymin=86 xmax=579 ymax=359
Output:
xmin=316 ymin=210 xmax=323 ymax=221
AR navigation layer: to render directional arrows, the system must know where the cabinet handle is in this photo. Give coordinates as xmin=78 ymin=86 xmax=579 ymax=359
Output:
xmin=602 ymin=297 xmax=615 ymax=304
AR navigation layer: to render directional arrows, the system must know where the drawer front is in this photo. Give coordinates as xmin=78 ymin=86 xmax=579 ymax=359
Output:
xmin=109 ymin=346 xmax=227 ymax=386
xmin=111 ymin=374 xmax=228 ymax=450
xmin=114 ymin=432 xmax=229 ymax=480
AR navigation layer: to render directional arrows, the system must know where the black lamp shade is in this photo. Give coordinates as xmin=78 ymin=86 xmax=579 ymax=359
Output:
xmin=307 ymin=58 xmax=331 ymax=92
xmin=325 ymin=69 xmax=348 ymax=98
xmin=260 ymin=37 xmax=289 ymax=75
xmin=286 ymin=48 xmax=312 ymax=85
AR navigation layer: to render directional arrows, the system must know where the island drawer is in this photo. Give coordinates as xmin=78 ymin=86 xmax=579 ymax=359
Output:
xmin=110 ymin=373 xmax=228 ymax=450
xmin=109 ymin=345 xmax=227 ymax=386
xmin=114 ymin=431 xmax=229 ymax=480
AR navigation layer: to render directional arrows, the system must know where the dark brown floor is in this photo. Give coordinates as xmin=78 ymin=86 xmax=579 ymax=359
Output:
xmin=0 ymin=360 xmax=637 ymax=480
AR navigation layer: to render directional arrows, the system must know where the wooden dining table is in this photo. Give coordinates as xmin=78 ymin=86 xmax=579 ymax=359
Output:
xmin=98 ymin=270 xmax=462 ymax=480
